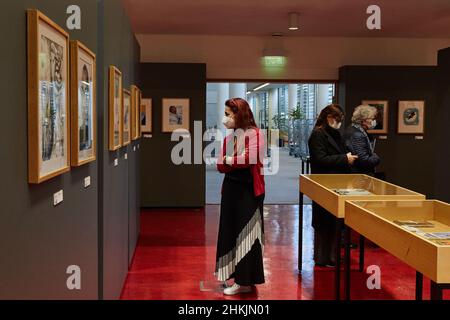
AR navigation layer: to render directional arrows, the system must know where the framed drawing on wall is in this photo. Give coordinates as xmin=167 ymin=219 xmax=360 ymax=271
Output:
xmin=70 ymin=40 xmax=96 ymax=167
xmin=141 ymin=98 xmax=152 ymax=133
xmin=138 ymin=89 xmax=143 ymax=138
xmin=27 ymin=10 xmax=70 ymax=184
xmin=131 ymin=85 xmax=140 ymax=140
xmin=109 ymin=66 xmax=122 ymax=151
xmin=122 ymin=89 xmax=131 ymax=146
xmin=398 ymin=101 xmax=425 ymax=134
xmin=162 ymin=98 xmax=190 ymax=133
xmin=362 ymin=100 xmax=389 ymax=135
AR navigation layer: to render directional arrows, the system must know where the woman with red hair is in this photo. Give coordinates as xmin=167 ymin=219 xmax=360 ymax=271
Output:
xmin=215 ymin=98 xmax=266 ymax=295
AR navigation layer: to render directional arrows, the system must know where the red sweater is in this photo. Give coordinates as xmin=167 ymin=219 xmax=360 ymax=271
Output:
xmin=216 ymin=128 xmax=265 ymax=197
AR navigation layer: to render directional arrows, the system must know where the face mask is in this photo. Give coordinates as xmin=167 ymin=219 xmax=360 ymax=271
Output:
xmin=371 ymin=119 xmax=377 ymax=129
xmin=329 ymin=119 xmax=342 ymax=130
xmin=222 ymin=115 xmax=235 ymax=129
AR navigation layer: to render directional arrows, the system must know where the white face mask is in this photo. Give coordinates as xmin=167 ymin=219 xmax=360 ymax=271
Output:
xmin=222 ymin=115 xmax=235 ymax=129
xmin=329 ymin=119 xmax=342 ymax=130
xmin=371 ymin=119 xmax=377 ymax=129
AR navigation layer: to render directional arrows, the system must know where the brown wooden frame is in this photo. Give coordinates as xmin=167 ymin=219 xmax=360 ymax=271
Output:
xmin=27 ymin=9 xmax=70 ymax=184
xmin=362 ymin=100 xmax=389 ymax=135
xmin=122 ymin=88 xmax=132 ymax=146
xmin=70 ymin=40 xmax=97 ymax=166
xmin=141 ymin=98 xmax=153 ymax=134
xmin=397 ymin=100 xmax=425 ymax=135
xmin=109 ymin=66 xmax=123 ymax=151
xmin=161 ymin=98 xmax=191 ymax=133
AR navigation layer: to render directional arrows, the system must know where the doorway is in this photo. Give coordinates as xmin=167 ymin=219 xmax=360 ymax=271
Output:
xmin=205 ymin=82 xmax=337 ymax=204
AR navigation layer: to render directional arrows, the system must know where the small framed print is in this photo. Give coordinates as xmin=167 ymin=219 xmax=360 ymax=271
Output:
xmin=362 ymin=100 xmax=389 ymax=135
xmin=141 ymin=98 xmax=152 ymax=133
xmin=162 ymin=98 xmax=190 ymax=133
xmin=122 ymin=89 xmax=132 ymax=146
xmin=398 ymin=101 xmax=425 ymax=134
xmin=27 ymin=10 xmax=70 ymax=183
xmin=131 ymin=85 xmax=141 ymax=140
xmin=70 ymin=40 xmax=96 ymax=167
xmin=109 ymin=66 xmax=122 ymax=151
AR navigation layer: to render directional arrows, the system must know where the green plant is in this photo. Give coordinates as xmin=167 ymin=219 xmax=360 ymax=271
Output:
xmin=288 ymin=104 xmax=305 ymax=121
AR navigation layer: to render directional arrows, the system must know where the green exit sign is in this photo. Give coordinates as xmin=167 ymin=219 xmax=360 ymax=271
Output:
xmin=263 ymin=56 xmax=286 ymax=67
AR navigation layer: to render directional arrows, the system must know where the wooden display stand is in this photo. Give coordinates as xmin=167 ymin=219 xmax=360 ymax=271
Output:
xmin=299 ymin=174 xmax=425 ymax=300
xmin=345 ymin=200 xmax=450 ymax=300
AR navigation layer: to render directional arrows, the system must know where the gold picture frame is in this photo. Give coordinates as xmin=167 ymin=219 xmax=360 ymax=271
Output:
xmin=109 ymin=66 xmax=122 ymax=151
xmin=141 ymin=98 xmax=152 ymax=134
xmin=398 ymin=101 xmax=425 ymax=135
xmin=122 ymin=89 xmax=132 ymax=146
xmin=131 ymin=85 xmax=141 ymax=140
xmin=162 ymin=98 xmax=190 ymax=133
xmin=70 ymin=40 xmax=96 ymax=166
xmin=27 ymin=9 xmax=70 ymax=184
xmin=362 ymin=100 xmax=389 ymax=135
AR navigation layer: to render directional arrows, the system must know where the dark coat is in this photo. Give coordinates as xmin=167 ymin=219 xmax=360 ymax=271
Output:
xmin=308 ymin=126 xmax=350 ymax=230
xmin=344 ymin=125 xmax=381 ymax=175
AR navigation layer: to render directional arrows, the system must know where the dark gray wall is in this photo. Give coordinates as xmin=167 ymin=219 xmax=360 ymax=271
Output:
xmin=436 ymin=48 xmax=450 ymax=202
xmin=0 ymin=0 xmax=98 ymax=299
xmin=98 ymin=0 xmax=141 ymax=299
xmin=338 ymin=65 xmax=448 ymax=201
xmin=0 ymin=0 xmax=140 ymax=300
xmin=140 ymin=63 xmax=207 ymax=208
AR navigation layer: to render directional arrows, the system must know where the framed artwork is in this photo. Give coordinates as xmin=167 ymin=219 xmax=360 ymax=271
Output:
xmin=27 ymin=10 xmax=70 ymax=184
xmin=131 ymin=85 xmax=140 ymax=140
xmin=141 ymin=98 xmax=153 ymax=133
xmin=162 ymin=98 xmax=190 ymax=133
xmin=70 ymin=40 xmax=96 ymax=167
xmin=362 ymin=100 xmax=389 ymax=135
xmin=122 ymin=89 xmax=131 ymax=146
xmin=138 ymin=90 xmax=143 ymax=138
xmin=398 ymin=101 xmax=425 ymax=134
xmin=109 ymin=66 xmax=122 ymax=151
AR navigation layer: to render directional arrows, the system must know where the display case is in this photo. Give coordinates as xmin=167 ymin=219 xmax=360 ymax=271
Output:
xmin=345 ymin=200 xmax=450 ymax=293
xmin=300 ymin=174 xmax=426 ymax=218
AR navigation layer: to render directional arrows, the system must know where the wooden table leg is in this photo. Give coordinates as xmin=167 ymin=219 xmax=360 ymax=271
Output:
xmin=298 ymin=192 xmax=304 ymax=273
xmin=335 ymin=219 xmax=343 ymax=300
xmin=430 ymin=281 xmax=443 ymax=300
xmin=415 ymin=272 xmax=423 ymax=301
xmin=344 ymin=225 xmax=351 ymax=300
xmin=359 ymin=235 xmax=365 ymax=272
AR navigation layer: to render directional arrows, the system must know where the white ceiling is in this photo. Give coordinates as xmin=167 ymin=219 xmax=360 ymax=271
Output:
xmin=122 ymin=0 xmax=450 ymax=38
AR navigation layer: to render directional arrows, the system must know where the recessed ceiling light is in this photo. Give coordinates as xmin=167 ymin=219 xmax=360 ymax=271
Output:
xmin=253 ymin=83 xmax=270 ymax=91
xmin=289 ymin=12 xmax=299 ymax=31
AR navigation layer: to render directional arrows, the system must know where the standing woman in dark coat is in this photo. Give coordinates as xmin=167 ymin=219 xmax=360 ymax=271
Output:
xmin=215 ymin=98 xmax=266 ymax=295
xmin=308 ymin=104 xmax=358 ymax=266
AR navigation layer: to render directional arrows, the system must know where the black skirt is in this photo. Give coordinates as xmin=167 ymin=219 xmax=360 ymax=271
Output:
xmin=215 ymin=168 xmax=265 ymax=286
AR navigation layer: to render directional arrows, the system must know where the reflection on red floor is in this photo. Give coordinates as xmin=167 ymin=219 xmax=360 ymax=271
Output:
xmin=120 ymin=205 xmax=449 ymax=300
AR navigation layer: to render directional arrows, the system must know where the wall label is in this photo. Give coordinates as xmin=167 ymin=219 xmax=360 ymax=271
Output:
xmin=66 ymin=265 xmax=81 ymax=290
xmin=66 ymin=5 xmax=81 ymax=30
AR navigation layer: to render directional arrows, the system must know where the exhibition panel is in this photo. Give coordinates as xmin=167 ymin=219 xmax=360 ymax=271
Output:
xmin=345 ymin=200 xmax=450 ymax=300
xmin=298 ymin=174 xmax=426 ymax=300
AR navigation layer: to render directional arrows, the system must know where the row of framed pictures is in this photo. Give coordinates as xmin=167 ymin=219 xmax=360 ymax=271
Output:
xmin=108 ymin=66 xmax=143 ymax=151
xmin=363 ymin=100 xmax=425 ymax=135
xmin=26 ymin=10 xmax=145 ymax=185
xmin=28 ymin=9 xmax=93 ymax=184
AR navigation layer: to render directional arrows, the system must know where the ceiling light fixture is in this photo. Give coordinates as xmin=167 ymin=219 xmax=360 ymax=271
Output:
xmin=253 ymin=83 xmax=270 ymax=91
xmin=288 ymin=12 xmax=299 ymax=31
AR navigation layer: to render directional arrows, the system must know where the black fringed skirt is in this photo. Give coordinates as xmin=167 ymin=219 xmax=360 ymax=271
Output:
xmin=215 ymin=168 xmax=265 ymax=286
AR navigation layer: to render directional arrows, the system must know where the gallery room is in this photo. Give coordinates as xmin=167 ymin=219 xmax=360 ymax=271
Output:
xmin=1 ymin=0 xmax=450 ymax=309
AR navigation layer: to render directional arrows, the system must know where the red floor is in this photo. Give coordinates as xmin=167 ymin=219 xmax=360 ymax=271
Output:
xmin=120 ymin=205 xmax=449 ymax=300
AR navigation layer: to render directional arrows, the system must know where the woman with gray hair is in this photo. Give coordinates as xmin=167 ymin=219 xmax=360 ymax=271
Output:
xmin=344 ymin=105 xmax=381 ymax=175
